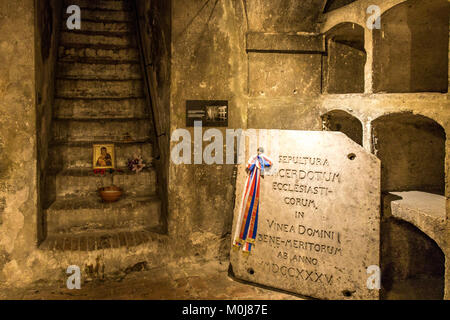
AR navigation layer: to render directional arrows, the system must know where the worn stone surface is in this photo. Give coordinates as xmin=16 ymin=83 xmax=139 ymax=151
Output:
xmin=52 ymin=119 xmax=152 ymax=142
xmin=0 ymin=0 xmax=38 ymax=285
xmin=372 ymin=113 xmax=445 ymax=194
xmin=168 ymin=0 xmax=248 ymax=262
xmin=322 ymin=110 xmax=363 ymax=146
xmin=230 ymin=130 xmax=381 ymax=300
xmin=390 ymin=191 xmax=446 ymax=248
xmin=249 ymin=52 xmax=322 ymax=98
xmin=46 ymin=195 xmax=161 ymax=234
xmin=381 ymin=193 xmax=446 ymax=299
xmin=0 ymin=0 xmax=449 ymax=301
xmin=40 ymin=0 xmax=164 ymax=253
xmin=324 ymin=40 xmax=365 ymax=94
xmin=246 ymin=33 xmax=325 ymax=52
xmin=372 ymin=0 xmax=449 ymax=93
xmin=246 ymin=0 xmax=325 ymax=33
xmin=0 ymin=260 xmax=302 ymax=300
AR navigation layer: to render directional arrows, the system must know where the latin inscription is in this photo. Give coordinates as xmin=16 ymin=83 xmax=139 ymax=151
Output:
xmin=256 ymin=154 xmax=343 ymax=286
xmin=231 ymin=130 xmax=381 ymax=300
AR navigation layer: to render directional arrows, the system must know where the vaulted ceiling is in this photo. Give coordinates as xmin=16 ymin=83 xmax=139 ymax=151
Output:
xmin=323 ymin=0 xmax=357 ymax=13
xmin=245 ymin=0 xmax=330 ymax=33
xmin=244 ymin=0 xmax=361 ymax=33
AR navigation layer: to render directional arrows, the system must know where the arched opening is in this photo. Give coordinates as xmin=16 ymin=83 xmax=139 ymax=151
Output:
xmin=380 ymin=206 xmax=445 ymax=299
xmin=373 ymin=0 xmax=449 ymax=93
xmin=373 ymin=112 xmax=446 ymax=299
xmin=323 ymin=22 xmax=366 ymax=94
xmin=322 ymin=110 xmax=363 ymax=145
xmin=372 ymin=113 xmax=445 ymax=194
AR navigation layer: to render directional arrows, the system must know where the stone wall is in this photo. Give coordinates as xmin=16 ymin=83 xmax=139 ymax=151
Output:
xmin=0 ymin=0 xmax=37 ymax=284
xmin=135 ymin=0 xmax=171 ymax=231
xmin=373 ymin=0 xmax=449 ymax=93
xmin=324 ymin=40 xmax=365 ymax=94
xmin=167 ymin=0 xmax=329 ymax=260
xmin=35 ymin=0 xmax=62 ymax=243
xmin=168 ymin=0 xmax=248 ymax=260
xmin=0 ymin=0 xmax=448 ymax=299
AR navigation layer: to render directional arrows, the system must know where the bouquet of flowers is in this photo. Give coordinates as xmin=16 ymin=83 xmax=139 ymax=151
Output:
xmin=127 ymin=154 xmax=146 ymax=173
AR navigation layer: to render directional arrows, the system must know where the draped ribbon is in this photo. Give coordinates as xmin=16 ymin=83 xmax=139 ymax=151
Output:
xmin=233 ymin=153 xmax=273 ymax=254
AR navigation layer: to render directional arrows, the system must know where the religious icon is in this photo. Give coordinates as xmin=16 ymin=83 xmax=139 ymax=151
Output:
xmin=233 ymin=147 xmax=273 ymax=254
xmin=93 ymin=144 xmax=115 ymax=169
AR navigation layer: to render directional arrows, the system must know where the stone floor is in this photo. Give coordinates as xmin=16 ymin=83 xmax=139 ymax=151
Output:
xmin=0 ymin=259 xmax=442 ymax=300
xmin=0 ymin=260 xmax=302 ymax=300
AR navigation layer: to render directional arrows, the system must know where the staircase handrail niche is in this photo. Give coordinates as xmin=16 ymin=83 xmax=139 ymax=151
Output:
xmin=131 ymin=0 xmax=168 ymax=233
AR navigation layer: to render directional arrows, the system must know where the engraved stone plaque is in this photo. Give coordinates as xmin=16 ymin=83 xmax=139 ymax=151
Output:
xmin=230 ymin=130 xmax=381 ymax=300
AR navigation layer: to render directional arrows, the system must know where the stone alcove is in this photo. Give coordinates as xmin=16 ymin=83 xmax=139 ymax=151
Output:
xmin=322 ymin=22 xmax=366 ymax=94
xmin=372 ymin=0 xmax=449 ymax=93
xmin=321 ymin=109 xmax=363 ymax=146
xmin=372 ymin=113 xmax=445 ymax=194
xmin=372 ymin=112 xmax=446 ymax=299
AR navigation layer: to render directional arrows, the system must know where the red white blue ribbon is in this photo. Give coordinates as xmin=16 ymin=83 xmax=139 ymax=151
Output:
xmin=233 ymin=154 xmax=273 ymax=254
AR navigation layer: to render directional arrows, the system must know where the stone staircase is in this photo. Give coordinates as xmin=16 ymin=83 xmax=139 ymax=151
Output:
xmin=41 ymin=0 xmax=162 ymax=250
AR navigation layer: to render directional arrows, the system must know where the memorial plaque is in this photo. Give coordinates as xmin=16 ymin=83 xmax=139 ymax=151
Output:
xmin=230 ymin=130 xmax=381 ymax=300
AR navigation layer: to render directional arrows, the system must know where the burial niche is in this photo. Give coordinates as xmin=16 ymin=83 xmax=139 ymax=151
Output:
xmin=373 ymin=0 xmax=449 ymax=93
xmin=372 ymin=113 xmax=445 ymax=194
xmin=323 ymin=22 xmax=365 ymax=94
xmin=380 ymin=203 xmax=445 ymax=300
xmin=373 ymin=113 xmax=446 ymax=299
xmin=322 ymin=110 xmax=363 ymax=146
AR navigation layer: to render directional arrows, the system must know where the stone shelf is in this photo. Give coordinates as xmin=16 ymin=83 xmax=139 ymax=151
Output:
xmin=390 ymin=191 xmax=446 ymax=248
xmin=39 ymin=228 xmax=167 ymax=252
xmin=46 ymin=194 xmax=162 ymax=234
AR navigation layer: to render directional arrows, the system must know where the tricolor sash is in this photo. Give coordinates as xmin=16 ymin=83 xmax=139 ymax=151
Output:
xmin=233 ymin=154 xmax=273 ymax=254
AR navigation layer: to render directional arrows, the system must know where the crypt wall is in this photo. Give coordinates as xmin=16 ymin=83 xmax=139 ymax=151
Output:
xmin=168 ymin=0 xmax=248 ymax=260
xmin=35 ymin=0 xmax=63 ymax=245
xmin=0 ymin=0 xmax=38 ymax=284
xmin=0 ymin=0 xmax=448 ymax=299
xmin=135 ymin=0 xmax=171 ymax=233
xmin=245 ymin=0 xmax=449 ymax=299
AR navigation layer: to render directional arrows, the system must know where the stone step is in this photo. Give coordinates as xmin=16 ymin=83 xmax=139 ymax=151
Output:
xmin=45 ymin=195 xmax=161 ymax=234
xmin=49 ymin=141 xmax=153 ymax=170
xmin=50 ymin=168 xmax=157 ymax=198
xmin=39 ymin=228 xmax=166 ymax=251
xmin=58 ymin=44 xmax=139 ymax=63
xmin=57 ymin=61 xmax=142 ymax=80
xmin=56 ymin=79 xmax=143 ymax=98
xmin=63 ymin=20 xmax=134 ymax=33
xmin=52 ymin=118 xmax=152 ymax=143
xmin=78 ymin=8 xmax=133 ymax=22
xmin=64 ymin=0 xmax=131 ymax=12
xmin=60 ymin=31 xmax=135 ymax=47
xmin=54 ymin=98 xmax=148 ymax=119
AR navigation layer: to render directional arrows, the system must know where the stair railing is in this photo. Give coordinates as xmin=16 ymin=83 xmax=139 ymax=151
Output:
xmin=131 ymin=0 xmax=168 ymax=233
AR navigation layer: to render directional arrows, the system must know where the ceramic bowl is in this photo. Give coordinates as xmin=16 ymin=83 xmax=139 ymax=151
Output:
xmin=98 ymin=185 xmax=123 ymax=202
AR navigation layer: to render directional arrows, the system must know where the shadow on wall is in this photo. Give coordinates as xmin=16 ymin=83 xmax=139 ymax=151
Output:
xmin=321 ymin=110 xmax=363 ymax=146
xmin=374 ymin=112 xmax=446 ymax=299
xmin=323 ymin=22 xmax=366 ymax=94
xmin=323 ymin=0 xmax=357 ymax=13
xmin=381 ymin=193 xmax=445 ymax=300
xmin=373 ymin=0 xmax=449 ymax=93
xmin=372 ymin=112 xmax=445 ymax=194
